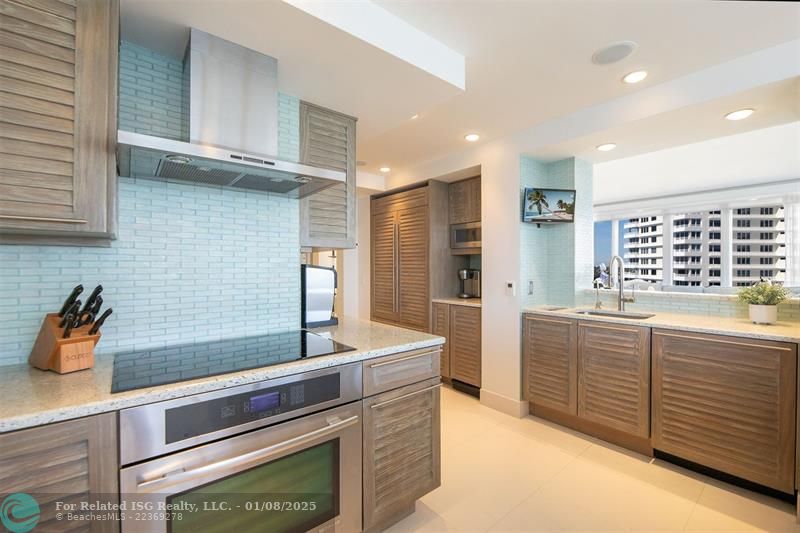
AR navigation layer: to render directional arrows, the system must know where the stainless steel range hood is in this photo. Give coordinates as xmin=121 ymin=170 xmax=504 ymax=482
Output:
xmin=117 ymin=29 xmax=344 ymax=198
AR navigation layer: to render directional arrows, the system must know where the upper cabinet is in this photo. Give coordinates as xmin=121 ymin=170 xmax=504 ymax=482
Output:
xmin=0 ymin=0 xmax=119 ymax=245
xmin=299 ymin=101 xmax=357 ymax=249
xmin=448 ymin=176 xmax=481 ymax=225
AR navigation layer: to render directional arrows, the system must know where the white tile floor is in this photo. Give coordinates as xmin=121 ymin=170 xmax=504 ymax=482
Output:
xmin=387 ymin=386 xmax=799 ymax=533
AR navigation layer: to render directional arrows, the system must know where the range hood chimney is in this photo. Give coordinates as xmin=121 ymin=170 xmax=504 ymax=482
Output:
xmin=117 ymin=29 xmax=344 ymax=197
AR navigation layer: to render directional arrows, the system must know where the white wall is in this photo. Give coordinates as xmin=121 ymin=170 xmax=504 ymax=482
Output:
xmin=594 ymin=122 xmax=800 ymax=205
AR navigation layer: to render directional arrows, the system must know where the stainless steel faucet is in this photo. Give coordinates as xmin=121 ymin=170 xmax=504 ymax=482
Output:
xmin=609 ymin=255 xmax=635 ymax=311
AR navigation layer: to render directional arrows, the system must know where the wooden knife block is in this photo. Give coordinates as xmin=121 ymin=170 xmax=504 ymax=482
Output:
xmin=29 ymin=313 xmax=100 ymax=374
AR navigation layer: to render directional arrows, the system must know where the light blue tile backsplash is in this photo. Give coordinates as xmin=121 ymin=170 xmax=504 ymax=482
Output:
xmin=0 ymin=42 xmax=302 ymax=366
xmin=519 ymin=157 xmax=593 ymax=308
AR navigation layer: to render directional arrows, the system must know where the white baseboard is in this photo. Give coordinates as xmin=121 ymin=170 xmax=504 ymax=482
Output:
xmin=480 ymin=388 xmax=527 ymax=418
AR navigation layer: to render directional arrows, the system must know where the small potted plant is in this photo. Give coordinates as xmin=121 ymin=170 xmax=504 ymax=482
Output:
xmin=737 ymin=281 xmax=791 ymax=325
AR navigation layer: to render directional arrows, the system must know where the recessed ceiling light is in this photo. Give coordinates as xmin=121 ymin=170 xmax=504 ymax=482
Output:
xmin=622 ymin=70 xmax=648 ymax=84
xmin=725 ymin=108 xmax=754 ymax=121
xmin=596 ymin=143 xmax=617 ymax=152
xmin=464 ymin=133 xmax=480 ymax=142
xmin=379 ymin=166 xmax=391 ymax=173
xmin=591 ymin=41 xmax=638 ymax=65
xmin=410 ymin=114 xmax=419 ymax=120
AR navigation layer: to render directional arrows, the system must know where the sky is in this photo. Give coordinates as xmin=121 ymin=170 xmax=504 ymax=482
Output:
xmin=593 ymin=220 xmax=625 ymax=268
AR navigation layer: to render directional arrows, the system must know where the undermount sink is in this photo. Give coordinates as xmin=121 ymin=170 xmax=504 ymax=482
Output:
xmin=573 ymin=309 xmax=655 ymax=320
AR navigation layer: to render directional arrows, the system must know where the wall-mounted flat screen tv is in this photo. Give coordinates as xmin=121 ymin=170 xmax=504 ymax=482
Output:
xmin=522 ymin=188 xmax=576 ymax=223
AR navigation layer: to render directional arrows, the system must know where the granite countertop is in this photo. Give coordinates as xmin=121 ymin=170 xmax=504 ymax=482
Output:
xmin=523 ymin=306 xmax=800 ymax=343
xmin=432 ymin=297 xmax=482 ymax=308
xmin=0 ymin=319 xmax=444 ymax=433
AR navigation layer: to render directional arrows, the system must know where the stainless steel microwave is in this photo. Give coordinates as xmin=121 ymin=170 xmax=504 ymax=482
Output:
xmin=450 ymin=222 xmax=481 ymax=250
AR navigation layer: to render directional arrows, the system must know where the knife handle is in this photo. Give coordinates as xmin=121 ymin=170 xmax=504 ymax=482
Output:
xmin=62 ymin=313 xmax=75 ymax=338
xmin=89 ymin=308 xmax=112 ymax=335
xmin=90 ymin=295 xmax=103 ymax=316
xmin=81 ymin=285 xmax=103 ymax=314
xmin=58 ymin=284 xmax=83 ymax=317
xmin=59 ymin=300 xmax=80 ymax=327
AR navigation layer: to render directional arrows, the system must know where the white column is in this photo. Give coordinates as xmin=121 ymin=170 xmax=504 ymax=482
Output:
xmin=720 ymin=208 xmax=733 ymax=287
xmin=662 ymin=214 xmax=673 ymax=286
xmin=784 ymin=203 xmax=800 ymax=287
xmin=610 ymin=219 xmax=620 ymax=287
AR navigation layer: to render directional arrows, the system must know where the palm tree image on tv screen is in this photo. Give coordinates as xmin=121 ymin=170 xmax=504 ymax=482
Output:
xmin=523 ymin=188 xmax=575 ymax=222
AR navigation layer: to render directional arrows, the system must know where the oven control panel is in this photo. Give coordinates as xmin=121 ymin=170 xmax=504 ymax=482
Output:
xmin=165 ymin=373 xmax=340 ymax=444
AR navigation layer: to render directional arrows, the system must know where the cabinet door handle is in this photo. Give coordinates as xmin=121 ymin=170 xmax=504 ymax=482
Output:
xmin=371 ymin=384 xmax=440 ymax=409
xmin=369 ymin=349 xmax=441 ymax=369
xmin=394 ymin=222 xmax=400 ymax=313
xmin=0 ymin=214 xmax=87 ymax=224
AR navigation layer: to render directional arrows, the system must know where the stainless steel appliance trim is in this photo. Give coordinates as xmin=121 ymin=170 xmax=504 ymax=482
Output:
xmin=117 ymin=130 xmax=346 ymax=183
xmin=137 ymin=415 xmax=359 ymax=491
xmin=368 ymin=349 xmax=441 ymax=369
xmin=370 ymin=383 xmax=441 ymax=410
xmin=450 ymin=221 xmax=482 ymax=248
xmin=120 ymin=402 xmax=362 ymax=533
xmin=119 ymin=362 xmax=362 ymax=465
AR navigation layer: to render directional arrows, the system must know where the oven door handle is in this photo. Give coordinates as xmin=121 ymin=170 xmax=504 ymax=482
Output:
xmin=136 ymin=414 xmax=359 ymax=491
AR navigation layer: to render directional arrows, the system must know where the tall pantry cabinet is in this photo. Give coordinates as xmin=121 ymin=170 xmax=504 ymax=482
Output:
xmin=370 ymin=181 xmax=460 ymax=332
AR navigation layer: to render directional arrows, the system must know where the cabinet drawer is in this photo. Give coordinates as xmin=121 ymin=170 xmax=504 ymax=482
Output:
xmin=363 ymin=346 xmax=441 ymax=397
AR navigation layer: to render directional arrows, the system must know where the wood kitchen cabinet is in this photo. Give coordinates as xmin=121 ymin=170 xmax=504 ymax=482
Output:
xmin=432 ymin=302 xmax=450 ymax=379
xmin=449 ymin=304 xmax=481 ymax=387
xmin=363 ymin=377 xmax=441 ymax=532
xmin=370 ymin=182 xmax=460 ymax=332
xmin=448 ymin=176 xmax=481 ymax=225
xmin=0 ymin=0 xmax=119 ymax=245
xmin=299 ymin=101 xmax=357 ymax=249
xmin=523 ymin=315 xmax=578 ymax=415
xmin=577 ymin=321 xmax=650 ymax=438
xmin=652 ymin=329 xmax=797 ymax=493
xmin=0 ymin=412 xmax=119 ymax=532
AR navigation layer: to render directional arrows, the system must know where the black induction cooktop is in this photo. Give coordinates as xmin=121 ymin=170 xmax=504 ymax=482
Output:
xmin=111 ymin=330 xmax=356 ymax=393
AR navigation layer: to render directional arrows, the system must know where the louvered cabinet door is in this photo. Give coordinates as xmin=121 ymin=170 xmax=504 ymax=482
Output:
xmin=371 ymin=209 xmax=397 ymax=323
xmin=396 ymin=205 xmax=429 ymax=331
xmin=0 ymin=413 xmax=118 ymax=532
xmin=448 ymin=177 xmax=480 ymax=225
xmin=449 ymin=304 xmax=481 ymax=387
xmin=363 ymin=378 xmax=441 ymax=532
xmin=652 ymin=330 xmax=797 ymax=493
xmin=432 ymin=302 xmax=450 ymax=378
xmin=578 ymin=321 xmax=650 ymax=437
xmin=0 ymin=0 xmax=118 ymax=242
xmin=299 ymin=101 xmax=357 ymax=249
xmin=523 ymin=315 xmax=578 ymax=415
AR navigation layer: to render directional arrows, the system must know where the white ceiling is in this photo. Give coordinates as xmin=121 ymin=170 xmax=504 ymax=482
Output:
xmin=533 ymin=77 xmax=800 ymax=164
xmin=121 ymin=0 xmax=800 ymax=173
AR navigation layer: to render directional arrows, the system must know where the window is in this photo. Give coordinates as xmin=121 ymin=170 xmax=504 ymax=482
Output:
xmin=760 ymin=257 xmax=773 ymax=265
xmin=736 ymin=219 xmax=750 ymax=227
xmin=736 ymin=245 xmax=750 ymax=252
xmin=736 ymin=269 xmax=751 ymax=277
xmin=760 ymin=269 xmax=774 ymax=277
xmin=710 ymin=257 xmax=720 ymax=264
xmin=709 ymin=244 xmax=721 ymax=252
xmin=709 ymin=232 xmax=721 ymax=240
xmin=710 ymin=269 xmax=721 ymax=277
xmin=760 ymin=220 xmax=775 ymax=227
xmin=709 ymin=219 xmax=721 ymax=227
xmin=760 ymin=232 xmax=774 ymax=240
xmin=761 ymin=245 xmax=774 ymax=252
xmin=736 ymin=257 xmax=751 ymax=265
xmin=736 ymin=208 xmax=751 ymax=215
xmin=761 ymin=207 xmax=774 ymax=215
xmin=736 ymin=232 xmax=751 ymax=240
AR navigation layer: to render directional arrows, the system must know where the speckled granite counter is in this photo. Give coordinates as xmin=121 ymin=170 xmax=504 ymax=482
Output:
xmin=431 ymin=297 xmax=481 ymax=308
xmin=0 ymin=319 xmax=444 ymax=433
xmin=523 ymin=306 xmax=800 ymax=343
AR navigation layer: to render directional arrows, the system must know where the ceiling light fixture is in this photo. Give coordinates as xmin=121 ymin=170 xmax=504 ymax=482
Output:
xmin=410 ymin=114 xmax=419 ymax=120
xmin=725 ymin=108 xmax=754 ymax=121
xmin=596 ymin=143 xmax=617 ymax=152
xmin=622 ymin=70 xmax=648 ymax=84
xmin=379 ymin=166 xmax=391 ymax=173
xmin=464 ymin=133 xmax=480 ymax=142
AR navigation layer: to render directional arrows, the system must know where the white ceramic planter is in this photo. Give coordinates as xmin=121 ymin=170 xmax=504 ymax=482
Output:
xmin=749 ymin=304 xmax=778 ymax=325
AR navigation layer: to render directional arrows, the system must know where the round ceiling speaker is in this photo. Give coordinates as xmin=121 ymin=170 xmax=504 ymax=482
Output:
xmin=591 ymin=41 xmax=638 ymax=65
